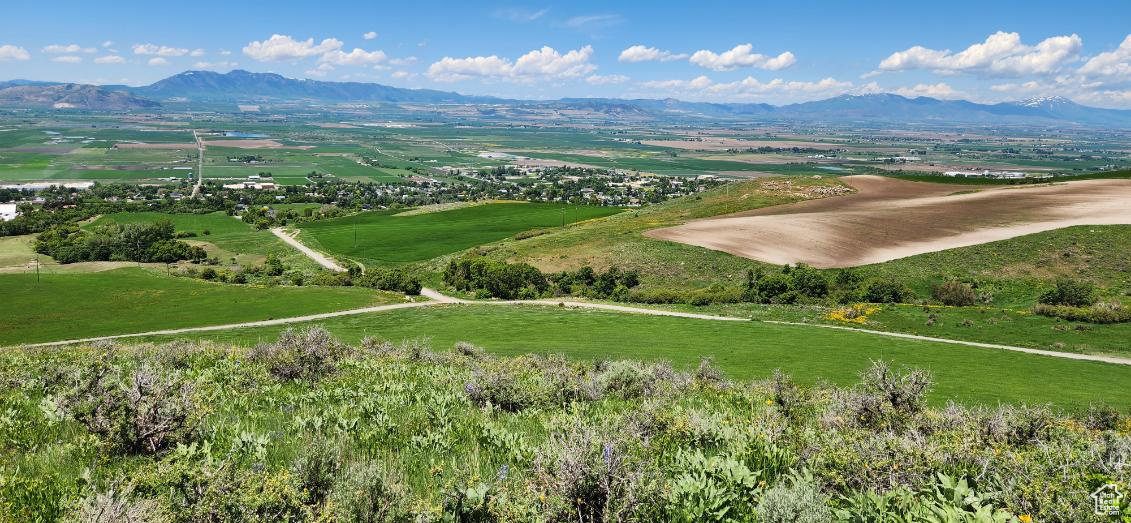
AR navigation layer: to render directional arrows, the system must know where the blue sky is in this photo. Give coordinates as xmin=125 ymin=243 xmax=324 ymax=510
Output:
xmin=3 ymin=0 xmax=1131 ymax=107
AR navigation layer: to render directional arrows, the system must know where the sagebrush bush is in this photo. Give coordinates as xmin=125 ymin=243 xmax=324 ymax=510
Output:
xmin=69 ymin=488 xmax=168 ymax=523
xmin=533 ymin=424 xmax=655 ymax=522
xmin=62 ymin=359 xmax=198 ymax=456
xmin=249 ymin=326 xmax=346 ymax=381
xmin=844 ymin=361 xmax=931 ymax=429
xmin=755 ymin=474 xmax=833 ymax=523
xmin=328 ymin=461 xmax=411 ymax=523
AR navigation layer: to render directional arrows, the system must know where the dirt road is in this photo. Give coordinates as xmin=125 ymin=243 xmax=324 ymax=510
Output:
xmin=271 ymin=228 xmax=346 ymax=272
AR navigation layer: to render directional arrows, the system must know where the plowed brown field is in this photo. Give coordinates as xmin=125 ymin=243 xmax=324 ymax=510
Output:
xmin=646 ymin=175 xmax=1131 ymax=267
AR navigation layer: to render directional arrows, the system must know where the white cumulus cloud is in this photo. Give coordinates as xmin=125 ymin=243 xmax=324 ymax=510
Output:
xmin=363 ymin=31 xmax=378 ymax=40
xmin=148 ymin=57 xmax=170 ymax=66
xmin=133 ymin=43 xmax=191 ymax=57
xmin=586 ymin=74 xmax=629 ymax=85
xmin=427 ymin=45 xmax=596 ymax=82
xmin=320 ymin=48 xmax=387 ymax=67
xmin=0 ymin=45 xmax=30 ymax=61
xmin=877 ymin=31 xmax=1082 ymax=76
xmin=689 ymin=44 xmax=796 ymax=71
xmin=618 ymin=45 xmax=687 ymax=63
xmin=392 ymin=70 xmax=417 ymax=79
xmin=194 ymin=61 xmax=239 ymax=69
xmin=242 ymin=34 xmax=343 ymax=62
xmin=43 ymin=44 xmax=96 ymax=54
xmin=94 ymin=55 xmax=125 ymax=64
xmin=51 ymin=55 xmax=82 ymax=63
xmin=1078 ymin=34 xmax=1131 ymax=79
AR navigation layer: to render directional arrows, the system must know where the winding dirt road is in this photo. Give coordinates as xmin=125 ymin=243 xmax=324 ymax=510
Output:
xmin=271 ymin=228 xmax=347 ymax=272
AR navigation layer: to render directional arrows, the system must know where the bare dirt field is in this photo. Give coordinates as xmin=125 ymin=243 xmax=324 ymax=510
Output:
xmin=642 ymin=138 xmax=845 ymax=151
xmin=646 ymin=175 xmax=1131 ymax=268
xmin=202 ymin=139 xmax=314 ymax=150
xmin=114 ymin=143 xmax=197 ymax=150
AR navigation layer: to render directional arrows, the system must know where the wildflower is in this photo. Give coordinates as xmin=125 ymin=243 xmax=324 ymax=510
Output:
xmin=1019 ymin=515 xmax=1032 ymax=523
xmin=765 ymin=399 xmax=774 ymax=405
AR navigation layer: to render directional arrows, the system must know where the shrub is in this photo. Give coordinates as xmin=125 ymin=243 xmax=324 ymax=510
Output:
xmin=847 ymin=361 xmax=931 ymax=429
xmin=979 ymin=404 xmax=1053 ymax=446
xmin=62 ymin=359 xmax=198 ymax=455
xmin=1032 ymin=301 xmax=1130 ymax=324
xmin=71 ymin=488 xmax=169 ymax=523
xmin=249 ymin=326 xmax=346 ymax=381
xmin=533 ymin=425 xmax=654 ymax=522
xmin=755 ymin=474 xmax=833 ymax=523
xmin=328 ymin=461 xmax=411 ymax=522
xmin=931 ymin=280 xmax=976 ymax=306
xmin=862 ymin=279 xmax=912 ymax=303
xmin=1078 ymin=403 xmax=1122 ymax=431
xmin=356 ymin=268 xmax=422 ymax=295
xmin=1038 ymin=277 xmax=1097 ymax=307
xmin=291 ymin=440 xmax=341 ymax=506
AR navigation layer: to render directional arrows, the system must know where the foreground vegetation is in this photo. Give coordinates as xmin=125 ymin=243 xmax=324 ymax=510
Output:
xmin=2 ymin=330 xmax=1127 ymax=521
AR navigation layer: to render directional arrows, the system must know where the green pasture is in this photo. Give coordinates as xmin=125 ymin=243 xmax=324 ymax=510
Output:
xmin=0 ymin=268 xmax=400 ymax=345
xmin=297 ymin=202 xmax=624 ymax=266
xmin=139 ymin=304 xmax=1131 ymax=409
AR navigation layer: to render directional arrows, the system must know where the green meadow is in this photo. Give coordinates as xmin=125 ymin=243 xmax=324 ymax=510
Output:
xmin=0 ymin=268 xmax=400 ymax=345
xmin=137 ymin=304 xmax=1131 ymax=409
xmin=297 ymin=202 xmax=624 ymax=266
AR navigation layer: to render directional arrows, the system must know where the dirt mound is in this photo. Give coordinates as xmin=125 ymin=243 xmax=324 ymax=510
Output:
xmin=646 ymin=175 xmax=1131 ymax=268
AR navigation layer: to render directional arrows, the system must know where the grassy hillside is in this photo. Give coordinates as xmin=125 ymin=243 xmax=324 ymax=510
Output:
xmin=465 ymin=177 xmax=848 ymax=288
xmin=0 ymin=268 xmax=402 ymax=345
xmin=136 ymin=304 xmax=1131 ymax=409
xmin=861 ymin=224 xmax=1131 ymax=306
xmin=297 ymin=202 xmax=624 ymax=267
xmin=1 ymin=335 xmax=1125 ymax=521
xmin=87 ymin=211 xmax=297 ymax=267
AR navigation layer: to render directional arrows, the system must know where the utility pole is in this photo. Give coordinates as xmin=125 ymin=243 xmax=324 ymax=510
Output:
xmin=35 ymin=254 xmax=40 ymax=283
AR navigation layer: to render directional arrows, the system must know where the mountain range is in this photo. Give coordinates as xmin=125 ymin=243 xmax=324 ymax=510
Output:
xmin=3 ymin=69 xmax=1131 ymax=127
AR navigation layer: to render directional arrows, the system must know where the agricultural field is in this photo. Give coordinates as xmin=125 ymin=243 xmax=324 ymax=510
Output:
xmin=297 ymin=202 xmax=625 ymax=267
xmin=648 ymin=175 xmax=1131 ymax=267
xmin=0 ymin=267 xmax=403 ymax=345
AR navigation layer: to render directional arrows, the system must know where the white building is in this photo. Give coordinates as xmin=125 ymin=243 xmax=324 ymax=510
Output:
xmin=0 ymin=203 xmax=19 ymax=221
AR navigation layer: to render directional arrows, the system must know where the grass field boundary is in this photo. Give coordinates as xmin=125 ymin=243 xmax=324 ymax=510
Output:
xmin=13 ymin=284 xmax=1131 ymax=368
xmin=764 ymin=320 xmax=1131 ymax=366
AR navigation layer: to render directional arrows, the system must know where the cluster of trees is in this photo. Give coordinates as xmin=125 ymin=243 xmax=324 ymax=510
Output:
xmin=240 ymin=205 xmax=350 ymax=230
xmin=288 ymin=266 xmax=422 ymax=295
xmin=548 ymin=265 xmax=640 ymax=300
xmin=740 ymin=265 xmax=913 ymax=305
xmin=443 ymin=257 xmax=547 ymax=299
xmin=35 ymin=220 xmax=207 ymax=265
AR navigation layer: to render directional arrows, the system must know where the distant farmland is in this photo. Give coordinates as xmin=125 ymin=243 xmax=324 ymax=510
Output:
xmin=297 ymin=202 xmax=624 ymax=266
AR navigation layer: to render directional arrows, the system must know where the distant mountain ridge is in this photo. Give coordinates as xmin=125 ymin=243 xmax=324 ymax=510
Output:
xmin=0 ymin=84 xmax=159 ymax=110
xmin=135 ymin=69 xmax=502 ymax=104
xmin=3 ymin=69 xmax=1131 ymax=127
